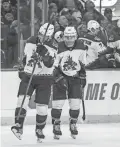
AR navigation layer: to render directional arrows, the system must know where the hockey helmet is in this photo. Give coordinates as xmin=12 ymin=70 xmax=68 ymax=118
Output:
xmin=87 ymin=20 xmax=100 ymax=35
xmin=38 ymin=23 xmax=54 ymax=42
xmin=63 ymin=26 xmax=77 ymax=48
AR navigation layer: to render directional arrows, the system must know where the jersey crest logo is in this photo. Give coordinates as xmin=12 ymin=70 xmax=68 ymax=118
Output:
xmin=27 ymin=58 xmax=42 ymax=68
xmin=63 ymin=56 xmax=77 ymax=71
xmin=27 ymin=50 xmax=42 ymax=68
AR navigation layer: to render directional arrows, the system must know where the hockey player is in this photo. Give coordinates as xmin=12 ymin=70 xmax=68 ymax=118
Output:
xmin=79 ymin=20 xmax=115 ymax=69
xmin=11 ymin=23 xmax=57 ymax=142
xmin=51 ymin=26 xmax=87 ymax=139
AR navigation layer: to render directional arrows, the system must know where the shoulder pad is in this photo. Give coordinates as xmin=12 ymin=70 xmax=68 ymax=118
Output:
xmin=85 ymin=33 xmax=101 ymax=42
xmin=74 ymin=39 xmax=88 ymax=50
xmin=27 ymin=36 xmax=37 ymax=44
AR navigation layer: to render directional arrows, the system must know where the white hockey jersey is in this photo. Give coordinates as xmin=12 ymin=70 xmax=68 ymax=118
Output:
xmin=78 ymin=32 xmax=107 ymax=66
xmin=54 ymin=40 xmax=86 ymax=76
xmin=24 ymin=36 xmax=57 ymax=76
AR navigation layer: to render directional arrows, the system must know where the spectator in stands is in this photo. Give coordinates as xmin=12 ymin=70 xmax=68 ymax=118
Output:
xmin=71 ymin=9 xmax=82 ymax=26
xmin=83 ymin=0 xmax=104 ymax=24
xmin=6 ymin=20 xmax=18 ymax=67
xmin=1 ymin=0 xmax=17 ymax=25
xmin=48 ymin=2 xmax=59 ymax=24
xmin=10 ymin=0 xmax=17 ymax=6
xmin=60 ymin=8 xmax=76 ymax=26
xmin=48 ymin=0 xmax=67 ymax=13
xmin=34 ymin=0 xmax=42 ymax=23
xmin=77 ymin=21 xmax=87 ymax=36
xmin=73 ymin=0 xmax=85 ymax=16
xmin=101 ymin=8 xmax=116 ymax=36
xmin=115 ymin=19 xmax=120 ymax=36
xmin=82 ymin=0 xmax=95 ymax=23
xmin=104 ymin=8 xmax=113 ymax=23
xmin=59 ymin=15 xmax=68 ymax=31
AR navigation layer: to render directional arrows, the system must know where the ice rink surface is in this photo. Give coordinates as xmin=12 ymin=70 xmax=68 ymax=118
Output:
xmin=1 ymin=123 xmax=120 ymax=147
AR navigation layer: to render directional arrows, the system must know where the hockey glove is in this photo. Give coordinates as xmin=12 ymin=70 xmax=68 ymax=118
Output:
xmin=18 ymin=64 xmax=24 ymax=80
xmin=98 ymin=47 xmax=114 ymax=57
xmin=36 ymin=44 xmax=48 ymax=57
xmin=36 ymin=45 xmax=54 ymax=68
xmin=42 ymin=52 xmax=55 ymax=68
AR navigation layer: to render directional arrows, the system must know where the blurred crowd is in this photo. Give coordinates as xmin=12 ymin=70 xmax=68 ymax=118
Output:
xmin=1 ymin=0 xmax=42 ymax=68
xmin=1 ymin=0 xmax=120 ymax=69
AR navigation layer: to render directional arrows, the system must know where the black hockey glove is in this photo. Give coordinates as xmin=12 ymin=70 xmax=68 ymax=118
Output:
xmin=53 ymin=67 xmax=68 ymax=90
xmin=36 ymin=44 xmax=48 ymax=57
xmin=98 ymin=47 xmax=114 ymax=57
xmin=42 ymin=52 xmax=55 ymax=68
xmin=36 ymin=44 xmax=55 ymax=68
xmin=18 ymin=64 xmax=25 ymax=80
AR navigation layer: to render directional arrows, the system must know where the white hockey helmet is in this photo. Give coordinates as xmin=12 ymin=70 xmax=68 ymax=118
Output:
xmin=54 ymin=31 xmax=63 ymax=43
xmin=87 ymin=20 xmax=100 ymax=34
xmin=117 ymin=19 xmax=120 ymax=28
xmin=38 ymin=23 xmax=54 ymax=41
xmin=63 ymin=26 xmax=77 ymax=48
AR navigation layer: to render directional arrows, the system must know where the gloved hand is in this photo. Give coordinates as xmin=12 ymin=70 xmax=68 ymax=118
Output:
xmin=98 ymin=47 xmax=113 ymax=57
xmin=53 ymin=67 xmax=68 ymax=90
xmin=42 ymin=52 xmax=55 ymax=68
xmin=36 ymin=44 xmax=48 ymax=57
xmin=18 ymin=64 xmax=24 ymax=80
xmin=36 ymin=45 xmax=55 ymax=68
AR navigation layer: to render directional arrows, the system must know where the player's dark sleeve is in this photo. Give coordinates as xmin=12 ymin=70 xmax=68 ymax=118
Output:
xmin=18 ymin=64 xmax=25 ymax=80
xmin=98 ymin=46 xmax=114 ymax=57
xmin=36 ymin=44 xmax=55 ymax=68
xmin=18 ymin=56 xmax=26 ymax=80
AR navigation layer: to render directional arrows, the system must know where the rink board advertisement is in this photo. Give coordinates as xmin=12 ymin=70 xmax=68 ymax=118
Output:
xmin=1 ymin=70 xmax=120 ymax=115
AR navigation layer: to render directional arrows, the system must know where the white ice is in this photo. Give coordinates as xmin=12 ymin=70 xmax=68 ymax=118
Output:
xmin=1 ymin=123 xmax=120 ymax=147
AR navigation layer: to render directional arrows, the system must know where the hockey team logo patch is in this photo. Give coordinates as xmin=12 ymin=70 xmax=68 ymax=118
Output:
xmin=60 ymin=54 xmax=81 ymax=76
xmin=63 ymin=55 xmax=77 ymax=71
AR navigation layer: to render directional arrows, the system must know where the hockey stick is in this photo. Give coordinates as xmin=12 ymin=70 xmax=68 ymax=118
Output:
xmin=17 ymin=22 xmax=52 ymax=121
xmin=80 ymin=85 xmax=86 ymax=121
